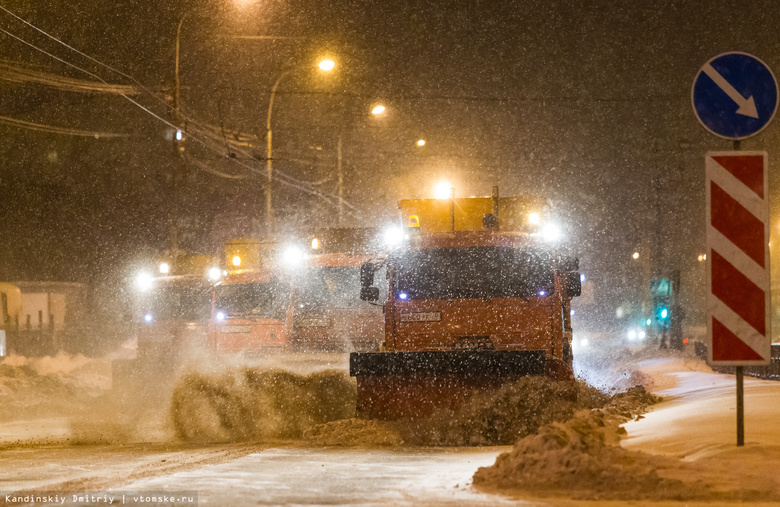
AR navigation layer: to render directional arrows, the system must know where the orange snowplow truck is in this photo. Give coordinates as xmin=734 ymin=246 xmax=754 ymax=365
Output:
xmin=351 ymin=191 xmax=582 ymax=419
xmin=292 ymin=228 xmax=384 ymax=352
xmin=209 ymin=238 xmax=293 ymax=353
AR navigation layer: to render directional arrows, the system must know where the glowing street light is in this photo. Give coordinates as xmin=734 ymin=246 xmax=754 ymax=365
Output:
xmin=632 ymin=252 xmax=640 ymax=260
xmin=318 ymin=59 xmax=336 ymax=71
xmin=416 ymin=139 xmax=426 ymax=147
xmin=371 ymin=104 xmax=386 ymax=115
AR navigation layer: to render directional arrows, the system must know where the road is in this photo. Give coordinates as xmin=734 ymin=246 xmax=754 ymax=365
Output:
xmin=2 ymin=351 xmax=780 ymax=506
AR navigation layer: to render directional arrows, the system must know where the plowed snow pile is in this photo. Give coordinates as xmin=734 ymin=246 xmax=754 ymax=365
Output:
xmin=303 ymin=418 xmax=404 ymax=447
xmin=472 ymin=386 xmax=715 ymax=501
xmin=0 ymin=354 xmax=111 ymax=421
xmin=396 ymin=376 xmax=609 ymax=446
xmin=170 ymin=368 xmax=357 ymax=441
xmin=171 ymin=367 xmax=611 ymax=447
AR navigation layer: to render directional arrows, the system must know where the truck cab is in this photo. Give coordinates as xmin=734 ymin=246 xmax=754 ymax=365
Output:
xmin=292 ymin=228 xmax=385 ymax=352
xmin=351 ymin=192 xmax=581 ymax=418
xmin=209 ymin=271 xmax=293 ymax=353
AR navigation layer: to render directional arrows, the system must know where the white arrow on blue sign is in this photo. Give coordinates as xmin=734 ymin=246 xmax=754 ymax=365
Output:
xmin=692 ymin=52 xmax=778 ymax=140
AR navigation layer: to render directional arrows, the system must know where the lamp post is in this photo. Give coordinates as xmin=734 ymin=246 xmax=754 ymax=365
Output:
xmin=265 ymin=59 xmax=335 ymax=235
xmin=167 ymin=13 xmax=190 ymax=255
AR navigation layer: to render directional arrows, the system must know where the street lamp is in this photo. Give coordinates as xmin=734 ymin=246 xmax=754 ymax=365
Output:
xmin=265 ymin=59 xmax=335 ymax=235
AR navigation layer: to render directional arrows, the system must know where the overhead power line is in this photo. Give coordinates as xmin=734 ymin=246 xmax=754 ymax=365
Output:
xmin=0 ymin=114 xmax=129 ymax=137
xmin=0 ymin=59 xmax=140 ymax=95
xmin=0 ymin=7 xmax=357 ymax=213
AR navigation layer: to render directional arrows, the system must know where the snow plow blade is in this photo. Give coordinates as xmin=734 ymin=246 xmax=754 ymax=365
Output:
xmin=350 ymin=350 xmax=568 ymax=419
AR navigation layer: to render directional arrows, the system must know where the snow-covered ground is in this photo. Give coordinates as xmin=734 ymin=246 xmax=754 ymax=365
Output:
xmin=620 ymin=357 xmax=780 ymax=502
xmin=1 ymin=352 xmax=779 ymax=505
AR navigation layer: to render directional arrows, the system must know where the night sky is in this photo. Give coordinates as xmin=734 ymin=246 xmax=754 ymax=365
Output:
xmin=2 ymin=0 xmax=780 ymax=330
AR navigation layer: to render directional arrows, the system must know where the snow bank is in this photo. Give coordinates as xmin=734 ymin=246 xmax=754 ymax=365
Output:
xmin=0 ymin=353 xmax=111 ymax=421
xmin=471 ymin=387 xmax=700 ymax=500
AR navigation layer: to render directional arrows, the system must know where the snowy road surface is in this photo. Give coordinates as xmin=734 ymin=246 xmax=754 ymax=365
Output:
xmin=2 ymin=356 xmax=780 ymax=505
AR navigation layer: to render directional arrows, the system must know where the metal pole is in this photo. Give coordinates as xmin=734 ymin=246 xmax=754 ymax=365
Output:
xmin=737 ymin=365 xmax=744 ymax=446
xmin=733 ymin=137 xmax=744 ymax=447
xmin=337 ymin=135 xmax=343 ymax=226
xmin=449 ymin=187 xmax=455 ymax=232
xmin=170 ymin=14 xmax=187 ymax=254
xmin=266 ymin=70 xmax=290 ymax=237
xmin=174 ymin=15 xmax=185 ymax=118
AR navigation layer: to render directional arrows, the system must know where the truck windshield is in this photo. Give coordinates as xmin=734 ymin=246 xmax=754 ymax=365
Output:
xmin=144 ymin=285 xmax=213 ymax=322
xmin=294 ymin=266 xmax=363 ymax=308
xmin=215 ymin=281 xmax=290 ymax=319
xmin=392 ymin=246 xmax=554 ymax=300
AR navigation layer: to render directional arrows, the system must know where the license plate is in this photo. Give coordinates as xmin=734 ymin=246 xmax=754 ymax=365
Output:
xmin=299 ymin=318 xmax=332 ymax=327
xmin=221 ymin=325 xmax=251 ymax=333
xmin=400 ymin=311 xmax=442 ymax=322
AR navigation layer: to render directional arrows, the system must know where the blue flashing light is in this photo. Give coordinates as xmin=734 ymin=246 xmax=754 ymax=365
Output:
xmin=144 ymin=313 xmax=153 ymax=323
xmin=216 ymin=311 xmax=226 ymax=321
xmin=538 ymin=290 xmax=546 ymax=297
xmin=398 ymin=292 xmax=409 ymax=301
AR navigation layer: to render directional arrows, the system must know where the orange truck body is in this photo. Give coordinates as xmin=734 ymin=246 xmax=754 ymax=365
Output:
xmin=350 ymin=194 xmax=581 ymax=419
xmin=208 ymin=238 xmax=293 ymax=354
xmin=291 ymin=229 xmax=385 ymax=352
xmin=209 ymin=269 xmax=293 ymax=353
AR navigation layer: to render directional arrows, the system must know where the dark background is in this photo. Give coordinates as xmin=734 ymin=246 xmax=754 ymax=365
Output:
xmin=1 ymin=0 xmax=780 ymax=335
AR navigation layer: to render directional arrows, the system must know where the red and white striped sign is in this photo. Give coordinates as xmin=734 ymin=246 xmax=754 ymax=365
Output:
xmin=706 ymin=152 xmax=771 ymax=365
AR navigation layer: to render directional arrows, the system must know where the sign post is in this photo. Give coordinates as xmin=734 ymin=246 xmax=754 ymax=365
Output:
xmin=694 ymin=52 xmax=777 ymax=447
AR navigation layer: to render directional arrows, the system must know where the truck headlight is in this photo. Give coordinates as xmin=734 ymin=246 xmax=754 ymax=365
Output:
xmin=135 ymin=271 xmax=154 ymax=292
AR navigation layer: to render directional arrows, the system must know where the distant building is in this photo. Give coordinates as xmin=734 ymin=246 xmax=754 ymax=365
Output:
xmin=1 ymin=281 xmax=86 ymax=357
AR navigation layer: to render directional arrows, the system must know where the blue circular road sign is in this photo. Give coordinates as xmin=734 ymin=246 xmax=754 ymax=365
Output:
xmin=692 ymin=52 xmax=778 ymax=140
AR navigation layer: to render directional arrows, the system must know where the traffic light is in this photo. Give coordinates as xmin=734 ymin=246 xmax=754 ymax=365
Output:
xmin=649 ymin=278 xmax=672 ymax=331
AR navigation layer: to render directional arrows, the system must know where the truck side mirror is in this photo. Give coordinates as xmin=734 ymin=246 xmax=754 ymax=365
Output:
xmin=360 ymin=286 xmax=380 ymax=302
xmin=559 ymin=256 xmax=579 ymax=272
xmin=360 ymin=262 xmax=375 ymax=287
xmin=565 ymin=272 xmax=582 ymax=298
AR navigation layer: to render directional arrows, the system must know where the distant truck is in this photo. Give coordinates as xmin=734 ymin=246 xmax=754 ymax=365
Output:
xmin=352 ymin=189 xmax=582 ymax=418
xmin=292 ymin=228 xmax=385 ymax=353
xmin=113 ymin=254 xmax=218 ymax=388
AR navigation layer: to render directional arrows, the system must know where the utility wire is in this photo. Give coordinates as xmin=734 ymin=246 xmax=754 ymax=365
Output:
xmin=0 ymin=114 xmax=129 ymax=137
xmin=0 ymin=5 xmax=343 ymax=197
xmin=0 ymin=12 xmax=356 ymax=212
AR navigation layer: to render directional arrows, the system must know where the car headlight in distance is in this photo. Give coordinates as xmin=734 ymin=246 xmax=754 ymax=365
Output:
xmin=208 ymin=267 xmax=222 ymax=281
xmin=135 ymin=271 xmax=154 ymax=292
